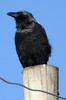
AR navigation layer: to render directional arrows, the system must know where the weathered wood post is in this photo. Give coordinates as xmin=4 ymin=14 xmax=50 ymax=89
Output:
xmin=22 ymin=64 xmax=59 ymax=100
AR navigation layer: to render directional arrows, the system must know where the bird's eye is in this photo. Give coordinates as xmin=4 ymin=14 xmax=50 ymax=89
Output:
xmin=19 ymin=12 xmax=22 ymax=14
xmin=17 ymin=12 xmax=22 ymax=15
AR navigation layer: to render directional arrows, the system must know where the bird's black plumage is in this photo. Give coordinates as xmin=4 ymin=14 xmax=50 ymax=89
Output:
xmin=7 ymin=11 xmax=51 ymax=68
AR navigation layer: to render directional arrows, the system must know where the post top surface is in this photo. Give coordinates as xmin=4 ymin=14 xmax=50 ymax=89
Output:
xmin=22 ymin=64 xmax=59 ymax=73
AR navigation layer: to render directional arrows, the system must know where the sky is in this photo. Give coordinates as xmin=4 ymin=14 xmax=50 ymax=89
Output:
xmin=0 ymin=0 xmax=66 ymax=100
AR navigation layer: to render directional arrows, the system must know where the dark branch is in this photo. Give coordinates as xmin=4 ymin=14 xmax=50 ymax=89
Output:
xmin=0 ymin=77 xmax=66 ymax=100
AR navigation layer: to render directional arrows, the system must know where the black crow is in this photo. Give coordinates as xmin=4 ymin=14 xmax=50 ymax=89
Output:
xmin=7 ymin=11 xmax=51 ymax=68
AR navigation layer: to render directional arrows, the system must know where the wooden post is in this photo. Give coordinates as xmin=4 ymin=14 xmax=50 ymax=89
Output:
xmin=22 ymin=64 xmax=59 ymax=100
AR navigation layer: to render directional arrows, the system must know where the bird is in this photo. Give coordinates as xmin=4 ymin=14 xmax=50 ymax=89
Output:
xmin=7 ymin=11 xmax=51 ymax=68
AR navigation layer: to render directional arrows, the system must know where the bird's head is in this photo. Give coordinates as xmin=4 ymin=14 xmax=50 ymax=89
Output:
xmin=7 ymin=11 xmax=36 ymax=24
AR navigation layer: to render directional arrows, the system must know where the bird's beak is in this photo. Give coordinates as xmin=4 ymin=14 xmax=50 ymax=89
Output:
xmin=7 ymin=12 xmax=17 ymax=18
